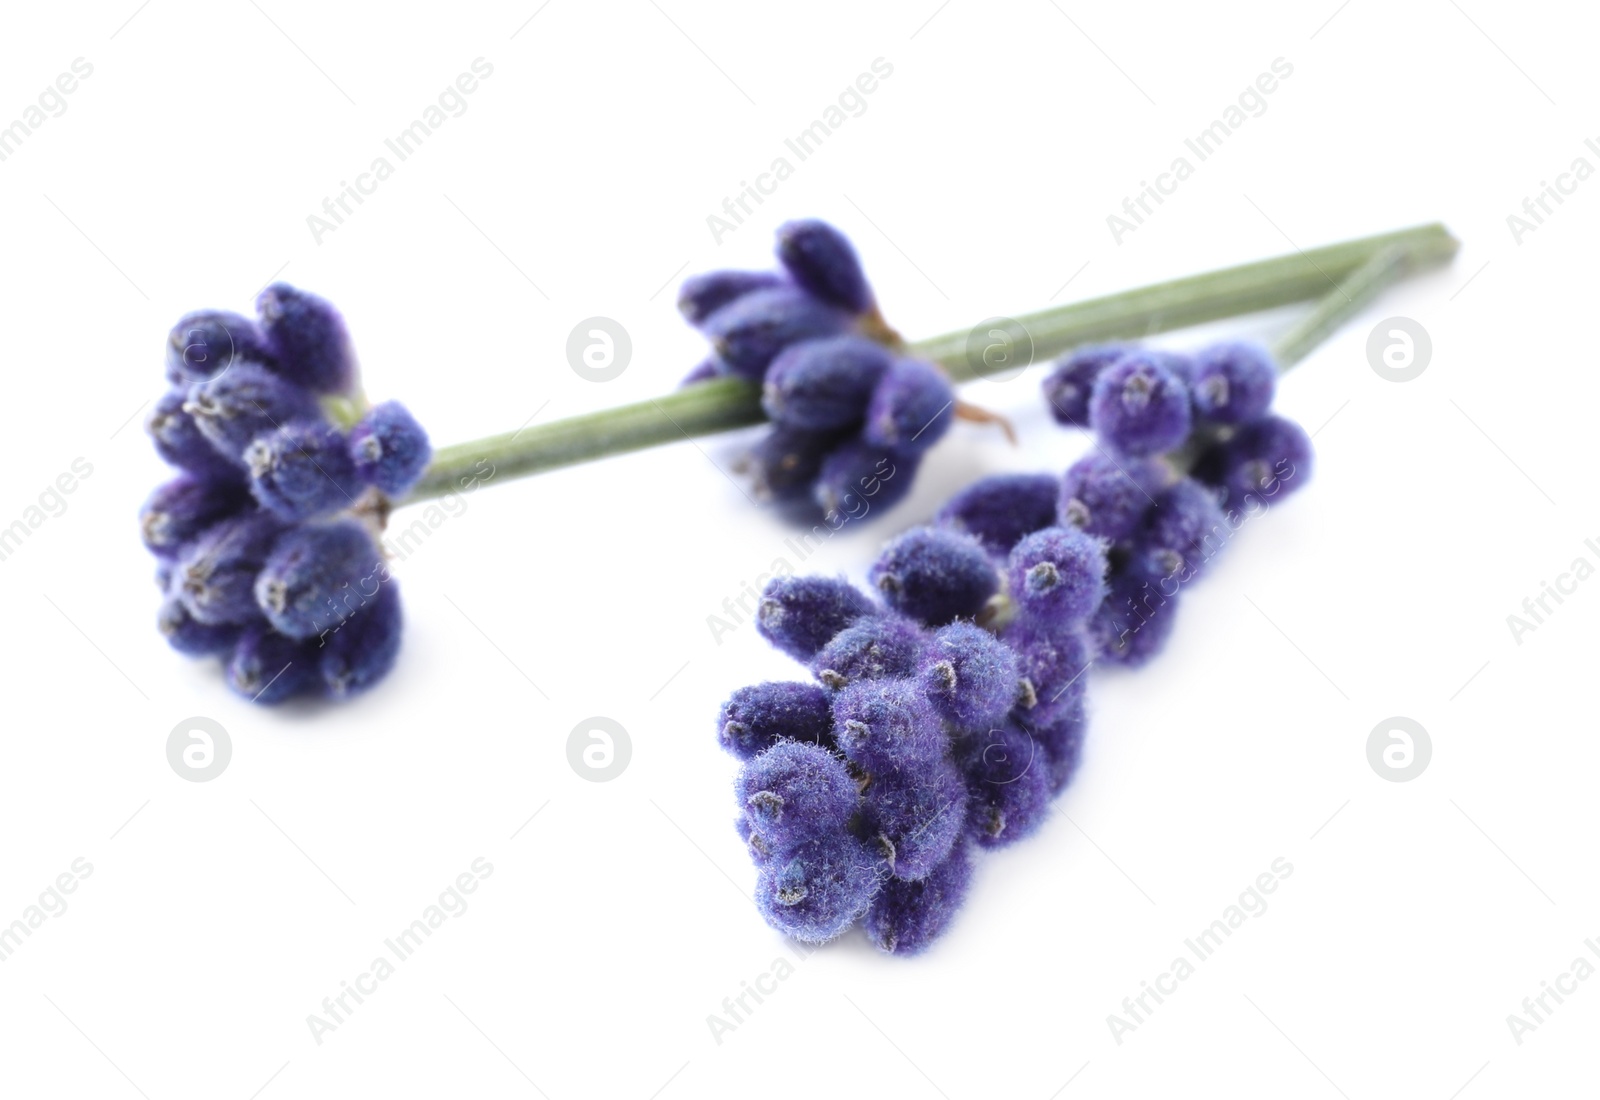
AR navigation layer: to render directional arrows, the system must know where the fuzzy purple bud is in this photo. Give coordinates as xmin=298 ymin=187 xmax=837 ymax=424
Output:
xmin=832 ymin=678 xmax=945 ymax=775
xmin=869 ymin=527 xmax=998 ymax=626
xmin=1088 ymin=350 xmax=1193 ymax=456
xmin=860 ymin=763 xmax=967 ymax=880
xmin=813 ymin=440 xmax=916 ymax=520
xmin=147 ymin=389 xmax=247 ymax=483
xmin=775 ymin=219 xmax=873 ymax=313
xmin=738 ymin=741 xmax=860 ymax=852
xmin=756 ymin=833 xmax=878 ymax=944
xmin=1136 ymin=477 xmax=1227 ymax=580
xmin=1192 ymin=414 xmax=1313 ymax=513
xmin=319 ymin=579 xmax=402 ymax=698
xmin=677 ymin=270 xmax=785 ymax=326
xmin=174 ymin=511 xmax=285 ymax=626
xmin=1006 ymin=526 xmax=1108 ymax=624
xmin=935 ymin=473 xmax=1061 ymax=557
xmin=743 ymin=426 xmax=849 ymax=503
xmin=226 ymin=627 xmax=318 ymax=704
xmin=1059 ymin=453 xmax=1168 ymax=541
xmin=1092 ymin=566 xmax=1180 ymax=667
xmin=348 ymin=401 xmax=432 ymax=497
xmin=165 ymin=309 xmax=272 ymax=386
xmin=1006 ymin=619 xmax=1095 ymax=730
xmin=811 ymin=614 xmax=925 ymax=689
xmin=140 ymin=476 xmax=250 ymax=559
xmin=253 ymin=520 xmax=385 ymax=640
xmin=1042 ymin=344 xmax=1128 ymax=427
xmin=864 ymin=841 xmax=972 ymax=954
xmin=762 ymin=335 xmax=891 ymax=430
xmin=756 ymin=575 xmax=873 ymax=661
xmin=183 ymin=362 xmax=321 ymax=461
xmin=719 ymin=681 xmax=836 ymax=759
xmin=862 ymin=358 xmax=954 ymax=456
xmin=957 ymin=721 xmax=1053 ymax=848
xmin=701 ymin=285 xmax=851 ymax=381
xmin=157 ymin=597 xmax=243 ymax=656
xmin=256 ymin=283 xmax=354 ymax=394
xmin=244 ymin=420 xmax=361 ymax=521
xmin=1189 ymin=342 xmax=1277 ymax=424
xmin=918 ymin=621 xmax=1020 ymax=730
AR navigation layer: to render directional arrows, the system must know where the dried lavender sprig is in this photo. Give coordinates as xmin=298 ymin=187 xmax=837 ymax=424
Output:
xmin=401 ymin=225 xmax=1458 ymax=504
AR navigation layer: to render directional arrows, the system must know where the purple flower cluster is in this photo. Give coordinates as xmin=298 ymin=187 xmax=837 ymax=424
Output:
xmin=1042 ymin=341 xmax=1313 ymax=664
xmin=679 ymin=220 xmax=955 ymax=519
xmin=719 ymin=520 xmax=1105 ymax=954
xmin=142 ymin=285 xmax=430 ymax=703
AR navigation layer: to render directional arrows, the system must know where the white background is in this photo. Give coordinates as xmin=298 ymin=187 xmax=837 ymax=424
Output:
xmin=0 ymin=1 xmax=1594 ymax=1096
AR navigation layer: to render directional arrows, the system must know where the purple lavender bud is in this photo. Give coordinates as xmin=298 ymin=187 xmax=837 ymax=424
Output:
xmin=811 ymin=613 xmax=925 ymax=689
xmin=1189 ymin=342 xmax=1277 ymax=424
xmin=183 ymin=362 xmax=321 ymax=461
xmin=679 ymin=358 xmax=722 ymax=386
xmin=677 ymin=270 xmax=785 ymax=326
xmin=832 ymin=678 xmax=945 ymax=775
xmin=701 ymin=285 xmax=851 ymax=381
xmin=1025 ymin=709 xmax=1086 ymax=793
xmin=1007 ymin=618 xmax=1095 ymax=729
xmin=935 ymin=473 xmax=1061 ymax=556
xmin=254 ymin=520 xmax=385 ymax=640
xmin=319 ymin=578 xmax=402 ymax=699
xmin=756 ymin=575 xmax=873 ymax=661
xmin=738 ymin=741 xmax=860 ymax=852
xmin=862 ymin=358 xmax=954 ymax=456
xmin=1136 ymin=477 xmax=1227 ymax=580
xmin=744 ymin=426 xmax=848 ymax=503
xmin=244 ymin=420 xmax=361 ymax=521
xmin=1092 ymin=565 xmax=1179 ymax=667
xmin=813 ymin=439 xmax=918 ymax=519
xmin=918 ymin=621 xmax=1020 ymax=731
xmin=157 ymin=597 xmax=243 ymax=656
xmin=762 ymin=335 xmax=891 ymax=430
xmin=756 ymin=833 xmax=878 ymax=944
xmin=1088 ymin=350 xmax=1193 ymax=456
xmin=869 ymin=527 xmax=998 ymax=626
xmin=1042 ymin=344 xmax=1128 ymax=427
xmin=165 ymin=309 xmax=272 ymax=386
xmin=1059 ymin=453 xmax=1168 ymax=541
xmin=174 ymin=511 xmax=285 ymax=625
xmin=860 ymin=762 xmax=967 ymax=879
xmin=226 ymin=627 xmax=318 ymax=704
xmin=1192 ymin=414 xmax=1314 ymax=513
xmin=775 ymin=219 xmax=873 ymax=313
xmin=1006 ymin=526 xmax=1108 ymax=624
xmin=147 ymin=389 xmax=247 ymax=483
xmin=735 ymin=812 xmax=773 ymax=865
xmin=719 ymin=681 xmax=836 ymax=759
xmin=348 ymin=401 xmax=432 ymax=497
xmin=957 ymin=720 xmax=1053 ymax=848
xmin=256 ymin=283 xmax=355 ymax=394
xmin=864 ymin=841 xmax=972 ymax=954
xmin=140 ymin=476 xmax=250 ymax=560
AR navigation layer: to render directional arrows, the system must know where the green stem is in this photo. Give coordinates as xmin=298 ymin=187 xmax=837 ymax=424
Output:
xmin=403 ymin=223 xmax=1457 ymax=504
